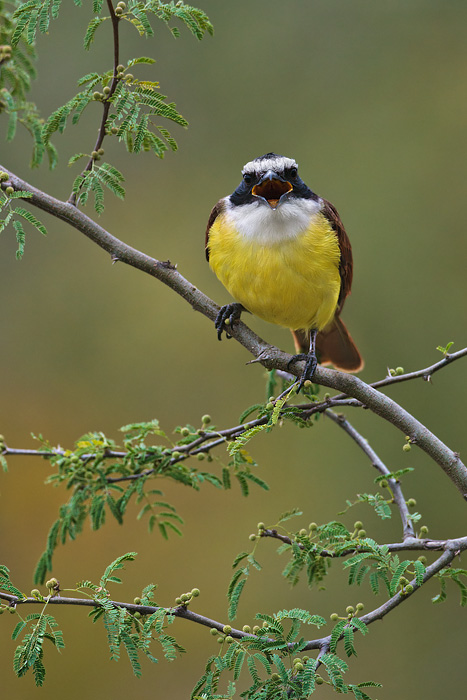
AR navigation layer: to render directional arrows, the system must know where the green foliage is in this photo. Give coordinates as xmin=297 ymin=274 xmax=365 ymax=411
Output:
xmin=0 ymin=0 xmax=57 ymax=167
xmin=193 ymin=615 xmax=378 ymax=700
xmin=1 ymin=0 xmax=213 ymax=221
xmin=0 ymin=188 xmax=47 ymax=258
xmin=432 ymin=567 xmax=467 ymax=606
xmin=7 ymin=581 xmax=64 ymax=689
xmin=346 ymin=492 xmax=393 ymax=520
xmin=0 ymin=565 xmax=27 ymax=600
xmin=436 ymin=341 xmax=454 ymax=356
xmin=29 ymin=418 xmax=266 ymax=584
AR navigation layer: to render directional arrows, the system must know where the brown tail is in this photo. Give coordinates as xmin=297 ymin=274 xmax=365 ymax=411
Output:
xmin=291 ymin=317 xmax=364 ymax=372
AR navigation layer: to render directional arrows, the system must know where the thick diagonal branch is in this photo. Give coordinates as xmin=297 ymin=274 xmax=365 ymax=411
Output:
xmin=1 ymin=165 xmax=467 ymax=499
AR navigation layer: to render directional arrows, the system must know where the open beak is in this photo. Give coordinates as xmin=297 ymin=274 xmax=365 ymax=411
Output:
xmin=252 ymin=171 xmax=293 ymax=208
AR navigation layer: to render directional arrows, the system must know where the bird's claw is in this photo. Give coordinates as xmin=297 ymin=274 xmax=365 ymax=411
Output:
xmin=215 ymin=303 xmax=244 ymax=340
xmin=288 ymin=352 xmax=318 ymax=393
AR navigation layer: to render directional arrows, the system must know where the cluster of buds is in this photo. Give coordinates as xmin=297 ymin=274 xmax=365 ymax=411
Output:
xmin=174 ymin=587 xmax=200 ymax=607
xmin=91 ymin=148 xmax=105 ymax=161
xmin=114 ymin=1 xmax=126 ymax=17
xmin=330 ymin=602 xmax=365 ymax=622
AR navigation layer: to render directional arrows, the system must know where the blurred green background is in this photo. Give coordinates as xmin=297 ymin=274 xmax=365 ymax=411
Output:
xmin=1 ymin=1 xmax=467 ymax=697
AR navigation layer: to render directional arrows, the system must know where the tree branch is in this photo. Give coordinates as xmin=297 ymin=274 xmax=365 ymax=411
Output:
xmin=325 ymin=409 xmax=415 ymax=539
xmin=1 ymin=165 xmax=467 ymax=500
xmin=2 ymin=536 xmax=465 ymax=651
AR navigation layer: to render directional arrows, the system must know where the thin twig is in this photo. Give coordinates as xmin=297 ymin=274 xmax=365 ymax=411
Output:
xmin=68 ymin=0 xmax=121 ymax=205
xmin=324 ymin=409 xmax=415 ymax=538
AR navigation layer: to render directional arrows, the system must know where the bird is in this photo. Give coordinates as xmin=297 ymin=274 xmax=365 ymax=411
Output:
xmin=205 ymin=153 xmax=363 ymax=389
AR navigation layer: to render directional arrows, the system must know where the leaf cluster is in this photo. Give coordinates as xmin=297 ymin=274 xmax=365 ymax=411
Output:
xmin=0 ymin=186 xmax=47 ymax=258
xmin=193 ymin=609 xmax=379 ymax=700
xmin=0 ymin=0 xmax=57 ymax=167
xmin=28 ymin=418 xmax=267 ymax=584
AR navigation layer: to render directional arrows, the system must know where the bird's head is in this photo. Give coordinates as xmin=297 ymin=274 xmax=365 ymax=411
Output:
xmin=230 ymin=153 xmax=314 ymax=209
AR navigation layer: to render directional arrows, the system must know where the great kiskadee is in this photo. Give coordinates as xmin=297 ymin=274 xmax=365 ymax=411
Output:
xmin=205 ymin=153 xmax=363 ymax=388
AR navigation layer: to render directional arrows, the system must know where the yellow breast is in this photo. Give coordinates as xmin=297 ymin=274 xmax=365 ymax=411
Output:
xmin=208 ymin=203 xmax=341 ymax=331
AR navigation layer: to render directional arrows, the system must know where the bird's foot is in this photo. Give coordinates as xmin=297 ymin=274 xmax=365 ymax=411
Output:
xmin=287 ymin=352 xmax=318 ymax=393
xmin=215 ymin=303 xmax=244 ymax=340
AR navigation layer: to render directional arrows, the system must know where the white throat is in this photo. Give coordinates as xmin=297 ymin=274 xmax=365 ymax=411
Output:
xmin=226 ymin=197 xmax=322 ymax=245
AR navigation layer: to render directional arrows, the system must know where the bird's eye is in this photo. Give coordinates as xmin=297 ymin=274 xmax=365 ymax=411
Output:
xmin=243 ymin=173 xmax=253 ymax=185
xmin=289 ymin=167 xmax=298 ymax=178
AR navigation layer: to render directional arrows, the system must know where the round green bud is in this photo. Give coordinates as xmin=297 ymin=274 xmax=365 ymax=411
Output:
xmin=191 ymin=588 xmax=200 ymax=597
xmin=242 ymin=625 xmax=251 ymax=633
xmin=294 ymin=662 xmax=304 ymax=672
xmin=403 ymin=443 xmax=411 ymax=452
xmin=97 ymin=148 xmax=105 ymax=156
xmin=262 ymin=621 xmax=269 ymax=628
xmin=103 ymin=86 xmax=111 ymax=95
xmin=171 ymin=451 xmax=181 ymax=459
xmin=117 ymin=64 xmax=125 ymax=72
xmin=175 ymin=597 xmax=182 ymax=605
xmin=210 ymin=628 xmax=218 ymax=636
xmin=225 ymin=635 xmax=234 ymax=644
xmin=405 ymin=584 xmax=414 ymax=593
xmin=9 ymin=606 xmax=16 ymax=614
xmin=380 ymin=479 xmax=388 ymax=488
xmin=417 ymin=555 xmax=427 ymax=564
xmin=399 ymin=577 xmax=409 ymax=586
xmin=395 ymin=367 xmax=404 ymax=375
xmin=0 ymin=172 xmax=9 ymax=181
xmin=303 ymin=379 xmax=312 ymax=388
xmin=217 ymin=636 xmax=224 ymax=644
xmin=115 ymin=7 xmax=123 ymax=15
xmin=110 ymin=126 xmax=119 ymax=135
xmin=299 ymin=528 xmax=308 ymax=537
xmin=5 ymin=186 xmax=14 ymax=195
xmin=353 ymin=521 xmax=363 ymax=530
xmin=356 ymin=603 xmax=364 ymax=611
xmin=31 ymin=589 xmax=41 ymax=598
xmin=252 ymin=625 xmax=260 ymax=634
xmin=420 ymin=525 xmax=429 ymax=536
xmin=266 ymin=402 xmax=274 ymax=410
xmin=316 ymin=676 xmax=324 ymax=685
xmin=91 ymin=150 xmax=99 ymax=159
xmin=345 ymin=605 xmax=354 ymax=615
xmin=407 ymin=498 xmax=416 ymax=507
xmin=271 ymin=673 xmax=281 ymax=682
xmin=201 ymin=414 xmax=211 ymax=424
xmin=309 ymin=522 xmax=318 ymax=531
xmin=389 ymin=368 xmax=396 ymax=376
xmin=197 ymin=453 xmax=205 ymax=461
xmin=117 ymin=1 xmax=126 ymax=8
xmin=133 ymin=597 xmax=141 ymax=605
xmin=330 ymin=613 xmax=339 ymax=621
xmin=180 ymin=594 xmax=190 ymax=602
xmin=92 ymin=91 xmax=102 ymax=101
xmin=134 ymin=611 xmax=141 ymax=619
xmin=249 ymin=534 xmax=256 ymax=541
xmin=223 ymin=625 xmax=232 ymax=634
xmin=358 ymin=529 xmax=367 ymax=538
xmin=125 ymin=73 xmax=134 ymax=81
xmin=257 ymin=522 xmax=265 ymax=531
xmin=46 ymin=578 xmax=58 ymax=590
xmin=181 ymin=427 xmax=190 ymax=436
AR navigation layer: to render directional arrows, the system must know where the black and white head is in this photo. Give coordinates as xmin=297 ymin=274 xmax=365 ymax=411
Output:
xmin=230 ymin=153 xmax=317 ymax=209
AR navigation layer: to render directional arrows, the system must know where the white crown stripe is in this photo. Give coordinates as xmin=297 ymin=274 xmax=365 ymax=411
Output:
xmin=242 ymin=156 xmax=297 ymax=175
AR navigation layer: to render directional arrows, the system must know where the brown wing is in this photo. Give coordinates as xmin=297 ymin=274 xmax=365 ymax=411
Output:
xmin=205 ymin=199 xmax=226 ymax=261
xmin=320 ymin=198 xmax=353 ymax=315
